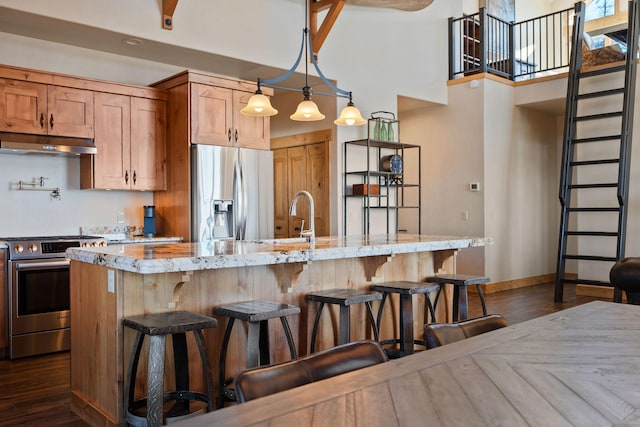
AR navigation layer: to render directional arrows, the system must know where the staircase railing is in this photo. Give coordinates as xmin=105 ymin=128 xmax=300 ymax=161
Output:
xmin=449 ymin=6 xmax=577 ymax=81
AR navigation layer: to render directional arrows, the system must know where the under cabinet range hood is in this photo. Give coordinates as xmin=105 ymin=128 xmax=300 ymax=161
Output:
xmin=0 ymin=132 xmax=97 ymax=156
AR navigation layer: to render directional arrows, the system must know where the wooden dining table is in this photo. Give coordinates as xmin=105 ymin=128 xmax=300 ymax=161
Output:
xmin=175 ymin=300 xmax=640 ymax=427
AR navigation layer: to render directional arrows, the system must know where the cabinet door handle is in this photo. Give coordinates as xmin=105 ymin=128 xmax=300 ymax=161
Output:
xmin=125 ymin=170 xmax=129 ymax=184
xmin=133 ymin=171 xmax=137 ymax=185
xmin=49 ymin=114 xmax=54 ymax=129
xmin=40 ymin=113 xmax=45 ymax=129
xmin=276 ymin=226 xmax=282 ymax=230
xmin=234 ymin=129 xmax=239 ymax=144
xmin=294 ymin=227 xmax=300 ymax=231
xmin=227 ymin=128 xmax=232 ymax=144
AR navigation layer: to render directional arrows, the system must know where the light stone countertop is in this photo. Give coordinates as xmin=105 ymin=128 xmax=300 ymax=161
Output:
xmin=66 ymin=234 xmax=490 ymax=275
xmin=105 ymin=236 xmax=183 ymax=245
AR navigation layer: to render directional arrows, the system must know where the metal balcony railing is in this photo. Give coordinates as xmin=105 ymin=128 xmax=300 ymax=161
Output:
xmin=449 ymin=5 xmax=577 ymax=81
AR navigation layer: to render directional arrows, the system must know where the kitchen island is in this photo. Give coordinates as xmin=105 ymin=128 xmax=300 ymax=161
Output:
xmin=66 ymin=234 xmax=489 ymax=427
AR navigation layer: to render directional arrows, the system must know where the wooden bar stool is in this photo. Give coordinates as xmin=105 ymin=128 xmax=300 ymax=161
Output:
xmin=427 ymin=274 xmax=489 ymax=321
xmin=214 ymin=300 xmax=300 ymax=408
xmin=122 ymin=310 xmax=218 ymax=427
xmin=372 ymin=281 xmax=440 ymax=358
xmin=306 ymin=288 xmax=382 ymax=352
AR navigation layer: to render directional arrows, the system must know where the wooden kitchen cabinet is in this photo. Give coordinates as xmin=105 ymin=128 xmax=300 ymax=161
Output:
xmin=190 ymin=82 xmax=269 ymax=149
xmin=0 ymin=248 xmax=6 ymax=359
xmin=0 ymin=79 xmax=93 ymax=137
xmin=272 ymin=130 xmax=330 ymax=238
xmin=81 ymin=93 xmax=166 ymax=190
xmin=151 ymin=70 xmax=272 ymax=240
xmin=273 ymin=148 xmax=289 ymax=238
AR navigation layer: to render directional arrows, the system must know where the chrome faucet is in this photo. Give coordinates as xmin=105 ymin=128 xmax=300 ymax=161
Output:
xmin=289 ymin=190 xmax=315 ymax=243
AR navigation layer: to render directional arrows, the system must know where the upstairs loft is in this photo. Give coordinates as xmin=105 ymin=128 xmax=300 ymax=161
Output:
xmin=449 ymin=0 xmax=630 ymax=83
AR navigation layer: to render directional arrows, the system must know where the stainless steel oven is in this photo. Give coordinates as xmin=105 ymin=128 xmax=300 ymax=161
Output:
xmin=3 ymin=235 xmax=104 ymax=359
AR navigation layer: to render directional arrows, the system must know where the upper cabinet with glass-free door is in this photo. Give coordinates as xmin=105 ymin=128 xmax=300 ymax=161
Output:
xmin=190 ymin=82 xmax=270 ymax=150
xmin=0 ymin=79 xmax=93 ymax=138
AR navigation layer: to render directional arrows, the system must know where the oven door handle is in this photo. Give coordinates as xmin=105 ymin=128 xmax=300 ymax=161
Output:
xmin=14 ymin=260 xmax=70 ymax=270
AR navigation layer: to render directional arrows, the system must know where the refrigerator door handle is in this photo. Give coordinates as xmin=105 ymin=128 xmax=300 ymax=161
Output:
xmin=234 ymin=150 xmax=248 ymax=240
xmin=240 ymin=153 xmax=248 ymax=239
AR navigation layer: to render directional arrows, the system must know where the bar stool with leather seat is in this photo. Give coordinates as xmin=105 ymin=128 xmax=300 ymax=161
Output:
xmin=214 ymin=300 xmax=300 ymax=408
xmin=306 ymin=288 xmax=382 ymax=352
xmin=427 ymin=274 xmax=489 ymax=321
xmin=424 ymin=314 xmax=509 ymax=349
xmin=372 ymin=281 xmax=440 ymax=358
xmin=122 ymin=310 xmax=218 ymax=427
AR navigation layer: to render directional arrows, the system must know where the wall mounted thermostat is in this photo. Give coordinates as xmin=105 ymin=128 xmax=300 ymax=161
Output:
xmin=469 ymin=182 xmax=480 ymax=192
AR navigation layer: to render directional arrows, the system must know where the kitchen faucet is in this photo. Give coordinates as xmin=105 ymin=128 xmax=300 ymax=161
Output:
xmin=289 ymin=190 xmax=315 ymax=243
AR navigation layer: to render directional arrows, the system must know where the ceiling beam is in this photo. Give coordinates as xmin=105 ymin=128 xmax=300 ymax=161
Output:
xmin=310 ymin=0 xmax=346 ymax=58
xmin=162 ymin=0 xmax=179 ymax=30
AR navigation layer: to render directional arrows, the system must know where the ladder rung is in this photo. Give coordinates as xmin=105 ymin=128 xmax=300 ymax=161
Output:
xmin=577 ymin=88 xmax=625 ymax=99
xmin=575 ymin=111 xmax=623 ymax=121
xmin=564 ymin=255 xmax=618 ymax=262
xmin=573 ymin=135 xmax=621 ymax=143
xmin=568 ymin=207 xmax=620 ymax=212
xmin=566 ymin=231 xmax=619 ymax=236
xmin=561 ymin=278 xmax=611 ymax=287
xmin=569 ymin=183 xmax=618 ymax=189
xmin=579 ymin=64 xmax=626 ymax=77
xmin=570 ymin=159 xmax=619 ymax=166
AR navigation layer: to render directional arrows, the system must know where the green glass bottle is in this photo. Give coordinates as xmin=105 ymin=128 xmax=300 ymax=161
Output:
xmin=380 ymin=122 xmax=388 ymax=141
xmin=373 ymin=119 xmax=381 ymax=140
xmin=388 ymin=122 xmax=395 ymax=142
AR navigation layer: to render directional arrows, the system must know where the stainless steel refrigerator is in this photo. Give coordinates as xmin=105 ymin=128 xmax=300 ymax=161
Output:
xmin=191 ymin=144 xmax=274 ymax=242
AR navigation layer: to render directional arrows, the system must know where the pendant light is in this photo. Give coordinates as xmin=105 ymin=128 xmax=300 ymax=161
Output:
xmin=240 ymin=1 xmax=365 ymax=126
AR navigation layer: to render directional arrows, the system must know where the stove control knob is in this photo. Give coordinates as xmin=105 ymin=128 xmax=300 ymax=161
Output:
xmin=99 ymin=241 xmax=106 ymax=247
xmin=14 ymin=244 xmax=23 ymax=253
xmin=28 ymin=244 xmax=38 ymax=253
xmin=91 ymin=241 xmax=98 ymax=247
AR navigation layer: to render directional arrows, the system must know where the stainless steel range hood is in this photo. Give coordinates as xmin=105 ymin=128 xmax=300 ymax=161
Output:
xmin=0 ymin=132 xmax=97 ymax=155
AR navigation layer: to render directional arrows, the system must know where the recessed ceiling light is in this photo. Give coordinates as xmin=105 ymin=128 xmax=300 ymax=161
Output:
xmin=122 ymin=38 xmax=143 ymax=46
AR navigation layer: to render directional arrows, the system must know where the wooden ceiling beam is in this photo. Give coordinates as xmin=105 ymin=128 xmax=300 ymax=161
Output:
xmin=310 ymin=0 xmax=346 ymax=58
xmin=162 ymin=0 xmax=179 ymax=30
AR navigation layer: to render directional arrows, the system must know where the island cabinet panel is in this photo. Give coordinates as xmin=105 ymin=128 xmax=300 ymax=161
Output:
xmin=0 ymin=79 xmax=93 ymax=137
xmin=69 ymin=249 xmax=457 ymax=427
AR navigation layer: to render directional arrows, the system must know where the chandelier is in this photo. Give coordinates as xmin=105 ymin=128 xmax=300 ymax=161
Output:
xmin=240 ymin=1 xmax=365 ymax=126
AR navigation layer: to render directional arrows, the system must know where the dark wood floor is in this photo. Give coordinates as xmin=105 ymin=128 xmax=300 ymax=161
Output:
xmin=0 ymin=282 xmax=605 ymax=426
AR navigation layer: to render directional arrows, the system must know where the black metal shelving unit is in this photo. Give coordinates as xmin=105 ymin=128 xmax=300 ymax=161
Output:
xmin=343 ymin=137 xmax=421 ymax=235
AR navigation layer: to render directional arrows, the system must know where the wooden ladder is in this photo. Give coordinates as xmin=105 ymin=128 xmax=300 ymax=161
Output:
xmin=554 ymin=0 xmax=640 ymax=302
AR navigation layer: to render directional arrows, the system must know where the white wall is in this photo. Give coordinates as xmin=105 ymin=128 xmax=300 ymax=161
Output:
xmin=0 ymin=154 xmax=151 ymax=237
xmin=0 ymin=0 xmax=468 ymax=238
xmin=400 ymin=80 xmax=486 ymax=275
xmin=400 ymin=77 xmax=560 ymax=282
